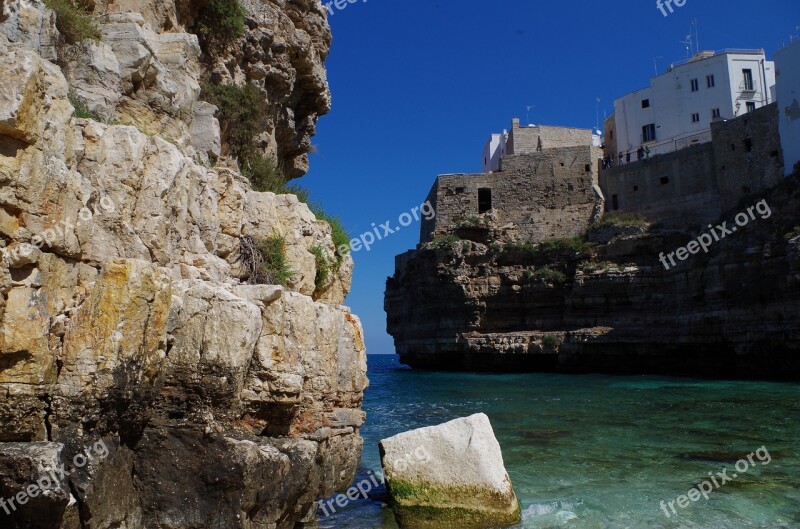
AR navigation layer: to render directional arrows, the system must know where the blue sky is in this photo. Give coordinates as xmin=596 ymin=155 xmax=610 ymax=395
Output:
xmin=301 ymin=0 xmax=800 ymax=355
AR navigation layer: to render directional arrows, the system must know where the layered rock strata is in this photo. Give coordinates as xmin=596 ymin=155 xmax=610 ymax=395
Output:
xmin=0 ymin=1 xmax=367 ymax=528
xmin=386 ymin=176 xmax=800 ymax=378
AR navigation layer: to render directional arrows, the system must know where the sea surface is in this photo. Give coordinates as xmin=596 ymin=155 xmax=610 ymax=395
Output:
xmin=319 ymin=355 xmax=800 ymax=529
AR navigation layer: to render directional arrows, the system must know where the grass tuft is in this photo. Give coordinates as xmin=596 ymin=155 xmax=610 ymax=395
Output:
xmin=240 ymin=235 xmax=294 ymax=286
xmin=44 ymin=0 xmax=101 ymax=44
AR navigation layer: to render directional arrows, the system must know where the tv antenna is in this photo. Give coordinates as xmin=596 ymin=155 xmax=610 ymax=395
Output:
xmin=680 ymin=33 xmax=694 ymax=58
xmin=595 ymin=97 xmax=601 ymax=131
xmin=653 ymin=56 xmax=664 ymax=76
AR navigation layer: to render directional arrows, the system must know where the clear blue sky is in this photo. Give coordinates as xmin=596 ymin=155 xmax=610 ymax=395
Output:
xmin=301 ymin=0 xmax=800 ymax=355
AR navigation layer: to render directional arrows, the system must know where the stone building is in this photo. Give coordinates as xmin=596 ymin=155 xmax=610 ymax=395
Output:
xmin=599 ymin=103 xmax=784 ymax=226
xmin=422 ymin=123 xmax=603 ymax=244
xmin=482 ymin=118 xmax=598 ymax=172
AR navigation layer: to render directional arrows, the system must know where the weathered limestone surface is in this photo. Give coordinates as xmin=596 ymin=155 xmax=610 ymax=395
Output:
xmin=386 ymin=176 xmax=800 ymax=377
xmin=379 ymin=414 xmax=521 ymax=529
xmin=0 ymin=1 xmax=367 ymax=528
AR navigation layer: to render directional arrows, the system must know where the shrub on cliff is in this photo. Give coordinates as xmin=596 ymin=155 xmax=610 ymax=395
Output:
xmin=201 ymin=82 xmax=265 ymax=163
xmin=44 ymin=0 xmax=101 ymax=44
xmin=310 ymin=245 xmax=334 ymax=291
xmin=240 ymin=235 xmax=294 ymax=286
xmin=529 ymin=267 xmax=567 ymax=285
xmin=195 ymin=0 xmax=246 ymax=52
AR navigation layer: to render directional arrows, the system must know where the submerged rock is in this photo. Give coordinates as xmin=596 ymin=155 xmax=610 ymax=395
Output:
xmin=379 ymin=413 xmax=521 ymax=529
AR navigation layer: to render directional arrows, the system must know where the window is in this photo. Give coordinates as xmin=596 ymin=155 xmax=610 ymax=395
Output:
xmin=746 ymin=101 xmax=756 ymax=113
xmin=609 ymin=130 xmax=614 ymax=140
xmin=633 ymin=185 xmax=639 ymax=192
xmin=712 ymin=108 xmax=721 ymax=119
xmin=744 ymin=138 xmax=753 ymax=152
xmin=660 ymin=177 xmax=670 ymax=185
xmin=584 ymin=164 xmax=591 ymax=172
xmin=743 ymin=69 xmax=754 ymax=91
xmin=455 ymin=187 xmax=466 ymax=194
xmin=707 ymin=75 xmax=715 ymax=88
xmin=642 ymin=99 xmax=650 ymax=109
xmin=612 ymin=194 xmax=619 ymax=211
xmin=691 ymin=113 xmax=700 ymax=123
xmin=478 ymin=188 xmax=492 ymax=214
xmin=642 ymin=123 xmax=656 ymax=143
xmin=690 ymin=78 xmax=699 ymax=92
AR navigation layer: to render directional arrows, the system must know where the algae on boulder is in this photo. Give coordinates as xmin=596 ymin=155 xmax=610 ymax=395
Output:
xmin=379 ymin=413 xmax=521 ymax=529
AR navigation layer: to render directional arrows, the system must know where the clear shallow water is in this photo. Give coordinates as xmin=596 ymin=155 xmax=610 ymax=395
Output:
xmin=321 ymin=355 xmax=800 ymax=529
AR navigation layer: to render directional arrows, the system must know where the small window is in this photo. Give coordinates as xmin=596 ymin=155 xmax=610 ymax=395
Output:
xmin=584 ymin=164 xmax=591 ymax=172
xmin=455 ymin=187 xmax=466 ymax=194
xmin=746 ymin=102 xmax=756 ymax=113
xmin=770 ymin=150 xmax=779 ymax=158
xmin=690 ymin=79 xmax=699 ymax=92
xmin=712 ymin=108 xmax=721 ymax=119
xmin=743 ymin=69 xmax=754 ymax=91
xmin=731 ymin=144 xmax=736 ymax=151
xmin=478 ymin=188 xmax=492 ymax=214
xmin=691 ymin=113 xmax=700 ymax=123
xmin=660 ymin=177 xmax=670 ymax=185
xmin=633 ymin=185 xmax=639 ymax=192
xmin=744 ymin=138 xmax=753 ymax=152
xmin=609 ymin=130 xmax=614 ymax=140
xmin=612 ymin=194 xmax=619 ymax=211
xmin=642 ymin=99 xmax=650 ymax=109
xmin=642 ymin=123 xmax=656 ymax=143
xmin=707 ymin=75 xmax=715 ymax=88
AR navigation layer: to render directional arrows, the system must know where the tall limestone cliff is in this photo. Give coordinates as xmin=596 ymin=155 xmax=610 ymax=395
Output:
xmin=0 ymin=1 xmax=368 ymax=528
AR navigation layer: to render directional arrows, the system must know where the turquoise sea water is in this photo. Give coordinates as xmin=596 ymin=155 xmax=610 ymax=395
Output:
xmin=320 ymin=355 xmax=800 ymax=529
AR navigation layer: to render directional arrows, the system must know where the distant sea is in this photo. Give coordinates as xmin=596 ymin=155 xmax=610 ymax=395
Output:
xmin=319 ymin=355 xmax=800 ymax=529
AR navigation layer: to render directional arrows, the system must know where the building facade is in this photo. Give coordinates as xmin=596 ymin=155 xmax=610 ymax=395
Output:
xmin=483 ymin=119 xmax=596 ymax=173
xmin=606 ymin=50 xmax=776 ymax=159
xmin=775 ymin=40 xmax=800 ymax=176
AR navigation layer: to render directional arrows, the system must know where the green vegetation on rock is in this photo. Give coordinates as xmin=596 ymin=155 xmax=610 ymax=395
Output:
xmin=240 ymin=235 xmax=294 ymax=286
xmin=44 ymin=0 xmax=100 ymax=44
xmin=195 ymin=0 xmax=246 ymax=51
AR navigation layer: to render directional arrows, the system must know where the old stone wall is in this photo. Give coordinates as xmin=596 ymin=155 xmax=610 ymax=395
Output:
xmin=599 ymin=103 xmax=783 ymax=226
xmin=712 ymin=103 xmax=784 ymax=211
xmin=507 ymin=119 xmax=593 ymax=154
xmin=420 ymin=146 xmax=602 ymax=243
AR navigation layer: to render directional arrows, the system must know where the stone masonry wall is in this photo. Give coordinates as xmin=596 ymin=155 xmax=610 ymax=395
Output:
xmin=507 ymin=119 xmax=593 ymax=154
xmin=599 ymin=103 xmax=783 ymax=227
xmin=420 ymin=146 xmax=602 ymax=243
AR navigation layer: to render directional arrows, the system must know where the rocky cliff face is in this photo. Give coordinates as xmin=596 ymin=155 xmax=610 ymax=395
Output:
xmin=0 ymin=1 xmax=367 ymax=528
xmin=386 ymin=175 xmax=800 ymax=378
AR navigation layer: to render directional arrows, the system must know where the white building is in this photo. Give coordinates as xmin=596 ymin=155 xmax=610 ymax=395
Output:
xmin=606 ymin=49 xmax=776 ymax=158
xmin=482 ymin=131 xmax=508 ymax=173
xmin=775 ymin=40 xmax=800 ymax=176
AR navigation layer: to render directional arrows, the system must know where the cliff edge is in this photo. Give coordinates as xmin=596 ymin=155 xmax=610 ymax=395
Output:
xmin=0 ymin=1 xmax=367 ymax=528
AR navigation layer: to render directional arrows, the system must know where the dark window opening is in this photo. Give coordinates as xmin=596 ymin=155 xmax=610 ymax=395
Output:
xmin=746 ymin=102 xmax=756 ymax=113
xmin=455 ymin=187 xmax=466 ymax=194
xmin=560 ymin=162 xmax=565 ymax=167
xmin=642 ymin=123 xmax=656 ymax=143
xmin=642 ymin=99 xmax=650 ymax=108
xmin=584 ymin=164 xmax=591 ymax=172
xmin=731 ymin=144 xmax=736 ymax=151
xmin=633 ymin=186 xmax=639 ymax=192
xmin=609 ymin=130 xmax=614 ymax=139
xmin=744 ymin=138 xmax=753 ymax=152
xmin=660 ymin=177 xmax=670 ymax=185
xmin=743 ymin=69 xmax=754 ymax=91
xmin=770 ymin=150 xmax=779 ymax=158
xmin=612 ymin=194 xmax=619 ymax=211
xmin=478 ymin=188 xmax=492 ymax=214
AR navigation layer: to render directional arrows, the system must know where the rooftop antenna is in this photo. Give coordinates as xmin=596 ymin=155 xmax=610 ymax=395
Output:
xmin=680 ymin=33 xmax=694 ymax=58
xmin=595 ymin=97 xmax=601 ymax=131
xmin=653 ymin=56 xmax=664 ymax=76
xmin=692 ymin=18 xmax=699 ymax=52
xmin=526 ymin=105 xmax=534 ymax=125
